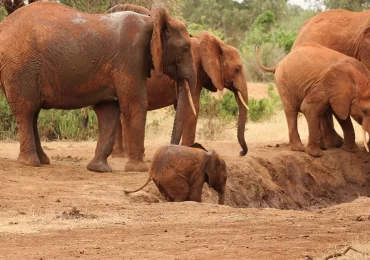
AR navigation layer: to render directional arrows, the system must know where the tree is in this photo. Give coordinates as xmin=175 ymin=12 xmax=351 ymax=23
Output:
xmin=309 ymin=0 xmax=370 ymax=11
xmin=0 ymin=0 xmax=37 ymax=15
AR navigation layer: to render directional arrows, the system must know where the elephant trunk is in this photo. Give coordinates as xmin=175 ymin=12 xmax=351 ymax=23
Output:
xmin=234 ymin=88 xmax=249 ymax=156
xmin=171 ymin=76 xmax=197 ymax=144
xmin=218 ymin=191 xmax=225 ymax=205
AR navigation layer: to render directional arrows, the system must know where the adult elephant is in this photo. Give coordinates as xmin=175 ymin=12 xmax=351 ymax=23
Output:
xmin=0 ymin=2 xmax=197 ymax=172
xmin=256 ymin=43 xmax=370 ymax=156
xmin=292 ymin=9 xmax=370 ymax=149
xmin=113 ymin=31 xmax=249 ymax=157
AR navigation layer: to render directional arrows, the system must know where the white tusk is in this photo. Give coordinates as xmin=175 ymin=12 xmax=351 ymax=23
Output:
xmin=238 ymin=91 xmax=249 ymax=110
xmin=363 ymin=128 xmax=369 ymax=153
xmin=184 ymin=79 xmax=197 ymax=116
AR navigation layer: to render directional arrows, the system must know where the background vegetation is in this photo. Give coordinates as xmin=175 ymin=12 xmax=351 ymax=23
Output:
xmin=0 ymin=0 xmax=370 ymax=140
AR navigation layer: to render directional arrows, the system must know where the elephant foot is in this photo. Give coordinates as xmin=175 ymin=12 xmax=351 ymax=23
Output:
xmin=38 ymin=152 xmax=50 ymax=164
xmin=305 ymin=145 xmax=323 ymax=157
xmin=341 ymin=143 xmax=360 ymax=153
xmin=290 ymin=142 xmax=305 ymax=152
xmin=18 ymin=152 xmax=41 ymax=167
xmin=324 ymin=134 xmax=344 ymax=148
xmin=111 ymin=149 xmax=127 ymax=158
xmin=87 ymin=158 xmax=112 ymax=173
xmin=124 ymin=159 xmax=148 ymax=172
xmin=319 ymin=141 xmax=327 ymax=150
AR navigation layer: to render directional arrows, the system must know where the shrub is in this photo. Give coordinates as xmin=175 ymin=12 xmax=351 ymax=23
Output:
xmin=248 ymin=84 xmax=282 ymax=122
xmin=199 ymin=84 xmax=282 ymax=123
xmin=243 ymin=43 xmax=286 ymax=82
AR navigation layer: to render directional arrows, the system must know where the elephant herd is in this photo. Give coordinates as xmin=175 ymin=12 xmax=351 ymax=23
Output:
xmin=0 ymin=2 xmax=370 ymax=204
xmin=257 ymin=8 xmax=370 ymax=157
xmin=0 ymin=2 xmax=249 ymax=177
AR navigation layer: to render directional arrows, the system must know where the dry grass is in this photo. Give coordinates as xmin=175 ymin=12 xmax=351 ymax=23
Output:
xmin=322 ymin=242 xmax=370 ymax=260
xmin=145 ymin=108 xmax=367 ymax=148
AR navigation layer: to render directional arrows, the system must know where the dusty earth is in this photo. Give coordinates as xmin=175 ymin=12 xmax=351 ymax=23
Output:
xmin=0 ymin=140 xmax=370 ymax=260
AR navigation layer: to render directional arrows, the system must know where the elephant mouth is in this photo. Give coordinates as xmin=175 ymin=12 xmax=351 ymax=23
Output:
xmin=229 ymin=86 xmax=248 ymax=110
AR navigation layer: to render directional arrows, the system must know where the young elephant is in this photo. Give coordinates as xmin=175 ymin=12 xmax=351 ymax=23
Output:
xmin=256 ymin=42 xmax=370 ymax=157
xmin=123 ymin=144 xmax=227 ymax=204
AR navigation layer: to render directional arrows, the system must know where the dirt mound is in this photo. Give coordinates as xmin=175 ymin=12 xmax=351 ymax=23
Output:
xmin=124 ymin=142 xmax=370 ymax=210
xmin=224 ymin=146 xmax=370 ymax=209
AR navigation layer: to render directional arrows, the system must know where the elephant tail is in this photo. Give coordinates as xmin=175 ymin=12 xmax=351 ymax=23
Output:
xmin=255 ymin=45 xmax=278 ymax=73
xmin=81 ymin=107 xmax=89 ymax=130
xmin=123 ymin=175 xmax=153 ymax=194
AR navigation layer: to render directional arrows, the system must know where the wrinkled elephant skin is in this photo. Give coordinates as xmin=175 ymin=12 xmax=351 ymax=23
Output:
xmin=293 ymin=9 xmax=370 ymax=148
xmin=256 ymin=43 xmax=370 ymax=157
xmin=123 ymin=144 xmax=227 ymax=204
xmin=0 ymin=2 xmax=196 ymax=172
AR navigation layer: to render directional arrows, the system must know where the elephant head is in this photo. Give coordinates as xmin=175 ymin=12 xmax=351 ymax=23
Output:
xmin=150 ymin=7 xmax=197 ymax=145
xmin=198 ymin=31 xmax=249 ymax=156
xmin=323 ymin=62 xmax=370 ymax=151
xmin=205 ymin=150 xmax=227 ymax=205
xmin=106 ymin=4 xmax=197 ymax=146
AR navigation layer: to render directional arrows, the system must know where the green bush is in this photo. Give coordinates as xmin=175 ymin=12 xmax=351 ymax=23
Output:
xmin=248 ymin=84 xmax=282 ymax=121
xmin=0 ymin=93 xmax=17 ymax=139
xmin=199 ymin=85 xmax=282 ymax=123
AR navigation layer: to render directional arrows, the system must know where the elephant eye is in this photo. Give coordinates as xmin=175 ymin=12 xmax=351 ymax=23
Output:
xmin=235 ymin=66 xmax=241 ymax=73
xmin=363 ymin=108 xmax=369 ymax=116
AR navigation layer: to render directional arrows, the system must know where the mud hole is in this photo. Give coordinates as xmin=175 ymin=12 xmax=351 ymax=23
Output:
xmin=0 ymin=141 xmax=370 ymax=259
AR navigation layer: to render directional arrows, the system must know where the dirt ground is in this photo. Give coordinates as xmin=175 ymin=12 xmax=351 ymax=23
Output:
xmin=0 ymin=140 xmax=370 ymax=260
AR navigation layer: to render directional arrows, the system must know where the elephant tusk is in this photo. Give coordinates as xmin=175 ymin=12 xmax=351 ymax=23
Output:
xmin=363 ymin=128 xmax=369 ymax=153
xmin=185 ymin=79 xmax=197 ymax=116
xmin=238 ymin=91 xmax=249 ymax=110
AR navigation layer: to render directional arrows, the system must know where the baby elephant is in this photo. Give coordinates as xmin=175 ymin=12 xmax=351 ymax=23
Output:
xmin=123 ymin=144 xmax=227 ymax=204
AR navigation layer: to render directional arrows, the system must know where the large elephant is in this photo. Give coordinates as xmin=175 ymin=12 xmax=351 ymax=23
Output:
xmin=256 ymin=42 xmax=370 ymax=157
xmin=113 ymin=31 xmax=249 ymax=157
xmin=292 ymin=9 xmax=370 ymax=148
xmin=0 ymin=2 xmax=197 ymax=172
xmin=123 ymin=143 xmax=227 ymax=205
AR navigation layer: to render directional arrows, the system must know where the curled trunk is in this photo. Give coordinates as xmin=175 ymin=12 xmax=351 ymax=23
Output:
xmin=235 ymin=90 xmax=248 ymax=156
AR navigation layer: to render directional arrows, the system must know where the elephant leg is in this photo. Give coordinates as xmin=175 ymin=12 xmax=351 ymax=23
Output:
xmin=333 ymin=114 xmax=359 ymax=153
xmin=321 ymin=110 xmax=344 ymax=148
xmin=87 ymin=101 xmax=120 ymax=173
xmin=187 ymin=176 xmax=204 ymax=203
xmin=284 ymin=107 xmax=304 ymax=152
xmin=33 ymin=111 xmax=50 ymax=164
xmin=301 ymin=100 xmax=328 ymax=157
xmin=111 ymin=119 xmax=127 ymax=158
xmin=120 ymin=97 xmax=148 ymax=172
xmin=155 ymin=173 xmax=189 ymax=202
xmin=14 ymin=110 xmax=40 ymax=166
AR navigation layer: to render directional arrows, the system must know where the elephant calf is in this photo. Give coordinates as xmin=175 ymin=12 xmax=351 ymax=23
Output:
xmin=124 ymin=144 xmax=227 ymax=204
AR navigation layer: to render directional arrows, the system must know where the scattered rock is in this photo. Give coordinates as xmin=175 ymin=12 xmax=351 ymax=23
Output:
xmin=56 ymin=207 xmax=97 ymax=220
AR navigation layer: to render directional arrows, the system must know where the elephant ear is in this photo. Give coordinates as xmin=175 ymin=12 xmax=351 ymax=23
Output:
xmin=150 ymin=6 xmax=169 ymax=74
xmin=199 ymin=31 xmax=224 ymax=91
xmin=205 ymin=150 xmax=219 ymax=187
xmin=323 ymin=62 xmax=361 ymax=120
xmin=189 ymin=142 xmax=208 ymax=152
